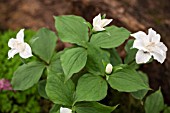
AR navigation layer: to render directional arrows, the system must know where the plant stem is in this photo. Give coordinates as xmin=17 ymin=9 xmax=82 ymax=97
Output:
xmin=20 ymin=57 xmax=26 ymax=64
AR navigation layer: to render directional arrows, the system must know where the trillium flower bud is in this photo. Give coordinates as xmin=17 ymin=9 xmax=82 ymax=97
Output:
xmin=60 ymin=107 xmax=72 ymax=113
xmin=105 ymin=63 xmax=113 ymax=74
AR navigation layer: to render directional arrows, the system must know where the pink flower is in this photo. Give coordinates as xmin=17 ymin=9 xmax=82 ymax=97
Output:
xmin=0 ymin=78 xmax=13 ymax=91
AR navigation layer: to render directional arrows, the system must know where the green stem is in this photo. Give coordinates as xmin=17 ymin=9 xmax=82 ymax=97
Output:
xmin=32 ymin=53 xmax=49 ymax=65
xmin=88 ymin=29 xmax=95 ymax=42
xmin=20 ymin=57 xmax=26 ymax=64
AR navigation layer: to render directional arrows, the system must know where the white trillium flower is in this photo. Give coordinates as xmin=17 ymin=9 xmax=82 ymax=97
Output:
xmin=8 ymin=29 xmax=33 ymax=59
xmin=105 ymin=63 xmax=113 ymax=74
xmin=131 ymin=28 xmax=167 ymax=64
xmin=60 ymin=107 xmax=72 ymax=113
xmin=92 ymin=14 xmax=113 ymax=32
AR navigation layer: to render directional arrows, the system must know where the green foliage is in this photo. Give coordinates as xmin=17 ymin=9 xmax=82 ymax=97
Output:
xmin=90 ymin=26 xmax=130 ymax=48
xmin=54 ymin=15 xmax=88 ymax=47
xmin=75 ymin=102 xmax=118 ymax=113
xmin=46 ymin=71 xmax=75 ymax=106
xmin=107 ymin=68 xmax=149 ymax=92
xmin=49 ymin=104 xmax=60 ymax=113
xmin=61 ymin=47 xmax=87 ymax=81
xmin=0 ymin=88 xmax=40 ymax=113
xmin=0 ymin=30 xmax=41 ymax=113
xmin=109 ymin=48 xmax=122 ymax=66
xmin=12 ymin=61 xmax=46 ymax=90
xmin=0 ymin=30 xmax=35 ymax=79
xmin=131 ymin=71 xmax=149 ymax=100
xmin=30 ymin=28 xmax=58 ymax=64
xmin=163 ymin=107 xmax=170 ymax=113
xmin=75 ymin=73 xmax=108 ymax=102
xmin=47 ymin=52 xmax=64 ymax=74
xmin=9 ymin=14 xmax=167 ymax=113
xmin=124 ymin=39 xmax=139 ymax=69
xmin=85 ymin=44 xmax=106 ymax=75
xmin=144 ymin=89 xmax=164 ymax=113
xmin=38 ymin=80 xmax=48 ymax=99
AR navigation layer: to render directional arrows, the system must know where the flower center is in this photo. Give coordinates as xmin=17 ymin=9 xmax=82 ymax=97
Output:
xmin=145 ymin=42 xmax=155 ymax=52
xmin=13 ymin=41 xmax=26 ymax=52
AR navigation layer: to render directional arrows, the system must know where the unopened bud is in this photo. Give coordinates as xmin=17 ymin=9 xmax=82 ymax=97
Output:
xmin=105 ymin=63 xmax=113 ymax=74
xmin=60 ymin=107 xmax=72 ymax=113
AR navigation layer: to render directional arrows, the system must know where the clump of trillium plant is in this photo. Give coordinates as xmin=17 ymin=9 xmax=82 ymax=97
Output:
xmin=8 ymin=14 xmax=168 ymax=113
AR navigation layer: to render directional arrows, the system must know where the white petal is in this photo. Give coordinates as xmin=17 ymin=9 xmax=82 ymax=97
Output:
xmin=100 ymin=19 xmax=113 ymax=28
xmin=93 ymin=25 xmax=105 ymax=31
xmin=19 ymin=43 xmax=33 ymax=59
xmin=131 ymin=31 xmax=150 ymax=47
xmin=60 ymin=107 xmax=72 ymax=113
xmin=149 ymin=42 xmax=167 ymax=57
xmin=93 ymin=14 xmax=102 ymax=27
xmin=8 ymin=38 xmax=17 ymax=48
xmin=130 ymin=31 xmax=147 ymax=40
xmin=8 ymin=49 xmax=19 ymax=59
xmin=16 ymin=29 xmax=25 ymax=42
xmin=157 ymin=42 xmax=168 ymax=51
xmin=151 ymin=45 xmax=164 ymax=57
xmin=135 ymin=50 xmax=152 ymax=64
xmin=151 ymin=52 xmax=166 ymax=63
xmin=105 ymin=63 xmax=113 ymax=74
xmin=148 ymin=28 xmax=160 ymax=44
xmin=133 ymin=40 xmax=148 ymax=51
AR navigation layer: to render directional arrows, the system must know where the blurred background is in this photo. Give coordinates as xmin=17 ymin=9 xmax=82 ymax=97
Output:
xmin=0 ymin=0 xmax=169 ymax=113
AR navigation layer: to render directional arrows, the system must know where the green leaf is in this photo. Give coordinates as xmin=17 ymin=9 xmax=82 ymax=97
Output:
xmin=84 ymin=22 xmax=93 ymax=30
xmin=38 ymin=80 xmax=48 ymax=99
xmin=164 ymin=107 xmax=170 ymax=113
xmin=48 ymin=53 xmax=63 ymax=74
xmin=46 ymin=71 xmax=75 ymax=106
xmin=55 ymin=15 xmax=88 ymax=47
xmin=128 ymin=61 xmax=140 ymax=70
xmin=109 ymin=48 xmax=122 ymax=66
xmin=90 ymin=25 xmax=130 ymax=48
xmin=61 ymin=47 xmax=87 ymax=81
xmin=75 ymin=73 xmax=107 ymax=102
xmin=86 ymin=44 xmax=106 ymax=75
xmin=49 ymin=104 xmax=60 ymax=113
xmin=75 ymin=102 xmax=118 ymax=113
xmin=131 ymin=71 xmax=149 ymax=100
xmin=11 ymin=62 xmax=45 ymax=90
xmin=145 ymin=89 xmax=164 ymax=113
xmin=30 ymin=28 xmax=57 ymax=63
xmin=124 ymin=39 xmax=138 ymax=64
xmin=107 ymin=68 xmax=149 ymax=92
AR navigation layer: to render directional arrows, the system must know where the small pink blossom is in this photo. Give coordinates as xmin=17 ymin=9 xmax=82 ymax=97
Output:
xmin=0 ymin=78 xmax=13 ymax=91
